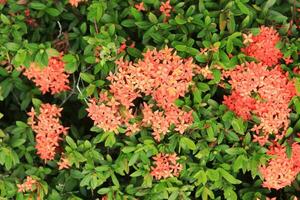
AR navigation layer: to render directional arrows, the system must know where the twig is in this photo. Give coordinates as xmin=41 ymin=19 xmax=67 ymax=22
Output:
xmin=76 ymin=76 xmax=88 ymax=105
xmin=59 ymin=74 xmax=77 ymax=107
xmin=57 ymin=21 xmax=62 ymax=38
xmin=94 ymin=19 xmax=99 ymax=34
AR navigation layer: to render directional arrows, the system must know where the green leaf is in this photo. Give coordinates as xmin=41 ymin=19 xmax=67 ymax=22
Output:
xmin=87 ymin=2 xmax=104 ymax=22
xmin=12 ymin=49 xmax=27 ymax=67
xmin=5 ymin=43 xmax=20 ymax=51
xmin=111 ymin=172 xmax=120 ymax=187
xmin=226 ymin=39 xmax=233 ymax=54
xmin=235 ymin=0 xmax=249 ymax=15
xmin=127 ymin=47 xmax=142 ymax=58
xmin=128 ymin=152 xmax=139 ymax=166
xmin=32 ymin=98 xmax=42 ymax=108
xmin=80 ymin=72 xmax=95 ymax=83
xmin=66 ymin=136 xmax=77 ymax=149
xmin=63 ymin=54 xmax=78 ymax=73
xmin=180 ymin=137 xmax=196 ymax=150
xmin=231 ymin=118 xmax=245 ymax=135
xmin=262 ymin=0 xmax=276 ymax=15
xmin=219 ymin=168 xmax=241 ymax=184
xmin=169 ymin=190 xmax=179 ymax=200
xmin=227 ymin=12 xmax=236 ymax=33
xmin=122 ymin=146 xmax=136 ymax=153
xmin=193 ymin=87 xmax=202 ymax=104
xmin=219 ymin=12 xmax=226 ymax=32
xmin=1 ymin=14 xmax=10 ymax=24
xmin=10 ymin=139 xmax=26 ymax=148
xmin=105 ymin=132 xmax=116 ymax=147
xmin=121 ymin=19 xmax=136 ymax=28
xmin=98 ymin=187 xmax=110 ymax=195
xmin=233 ymin=155 xmax=246 ymax=172
xmin=175 ymin=45 xmax=187 ymax=52
xmin=206 ymin=169 xmax=219 ymax=181
xmin=130 ymin=170 xmax=142 ymax=177
xmin=45 ymin=8 xmax=60 ymax=17
xmin=130 ymin=7 xmax=143 ymax=21
xmin=29 ymin=2 xmax=47 ymax=10
xmin=226 ymin=131 xmax=240 ymax=142
xmin=175 ymin=15 xmax=187 ymax=25
xmin=194 ymin=170 xmax=207 ymax=185
xmin=148 ymin=12 xmax=158 ymax=24
xmin=202 ymin=187 xmax=214 ymax=200
xmin=224 ymin=187 xmax=237 ymax=200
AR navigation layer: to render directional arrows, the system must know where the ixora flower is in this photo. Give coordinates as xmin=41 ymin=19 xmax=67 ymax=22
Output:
xmin=223 ymin=62 xmax=295 ymax=145
xmin=69 ymin=0 xmax=86 ymax=7
xmin=110 ymin=47 xmax=197 ymax=110
xmin=142 ymin=103 xmax=193 ymax=141
xmin=17 ymin=176 xmax=38 ymax=193
xmin=160 ymin=0 xmax=172 ymax=18
xmin=150 ymin=153 xmax=182 ymax=180
xmin=23 ymin=54 xmax=70 ymax=94
xmin=242 ymin=26 xmax=282 ymax=66
xmin=86 ymin=94 xmax=138 ymax=134
xmin=87 ymin=47 xmax=196 ymax=141
xmin=135 ymin=2 xmax=145 ymax=11
xmin=57 ymin=153 xmax=71 ymax=170
xmin=260 ymin=143 xmax=300 ymax=190
xmin=27 ymin=103 xmax=68 ymax=162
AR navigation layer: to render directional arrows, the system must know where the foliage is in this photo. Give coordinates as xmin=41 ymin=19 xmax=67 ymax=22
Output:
xmin=0 ymin=0 xmax=299 ymax=200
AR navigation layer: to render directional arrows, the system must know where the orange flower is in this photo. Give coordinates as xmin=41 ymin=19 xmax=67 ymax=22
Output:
xmin=260 ymin=143 xmax=300 ymax=190
xmin=58 ymin=154 xmax=71 ymax=170
xmin=283 ymin=56 xmax=293 ymax=65
xmin=117 ymin=42 xmax=127 ymax=54
xmin=242 ymin=33 xmax=253 ymax=45
xmin=86 ymin=96 xmax=136 ymax=134
xmin=17 ymin=176 xmax=38 ymax=193
xmin=151 ymin=153 xmax=182 ymax=180
xmin=89 ymin=47 xmax=196 ymax=141
xmin=242 ymin=26 xmax=282 ymax=66
xmin=23 ymin=54 xmax=70 ymax=94
xmin=160 ymin=0 xmax=172 ymax=21
xmin=223 ymin=62 xmax=295 ymax=145
xmin=101 ymin=195 xmax=108 ymax=200
xmin=69 ymin=0 xmax=86 ymax=7
xmin=28 ymin=103 xmax=68 ymax=162
xmin=199 ymin=48 xmax=208 ymax=55
xmin=135 ymin=2 xmax=145 ymax=11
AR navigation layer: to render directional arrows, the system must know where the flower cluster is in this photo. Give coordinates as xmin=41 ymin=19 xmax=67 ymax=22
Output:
xmin=17 ymin=176 xmax=38 ymax=193
xmin=87 ymin=47 xmax=195 ymax=141
xmin=27 ymin=103 xmax=68 ymax=162
xmin=86 ymin=93 xmax=138 ymax=135
xmin=23 ymin=54 xmax=70 ymax=94
xmin=110 ymin=47 xmax=196 ymax=109
xmin=142 ymin=103 xmax=193 ymax=141
xmin=260 ymin=143 xmax=300 ymax=190
xmin=150 ymin=153 xmax=182 ymax=180
xmin=223 ymin=62 xmax=295 ymax=145
xmin=69 ymin=0 xmax=86 ymax=7
xmin=241 ymin=26 xmax=282 ymax=66
xmin=57 ymin=154 xmax=71 ymax=170
xmin=160 ymin=0 xmax=172 ymax=18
